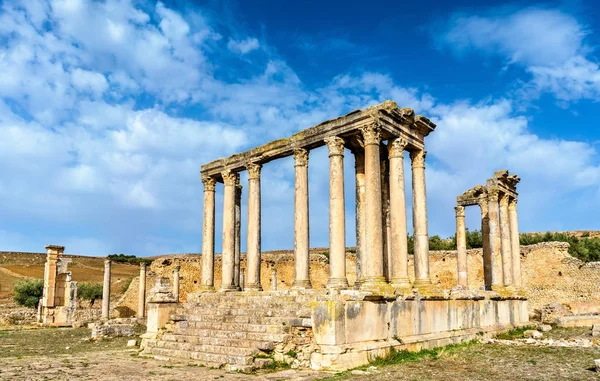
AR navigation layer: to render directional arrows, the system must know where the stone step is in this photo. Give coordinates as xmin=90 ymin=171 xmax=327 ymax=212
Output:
xmin=153 ymin=339 xmax=260 ymax=357
xmin=144 ymin=351 xmax=258 ymax=373
xmin=180 ymin=320 xmax=291 ymax=333
xmin=161 ymin=333 xmax=279 ymax=350
xmin=175 ymin=313 xmax=295 ymax=325
xmin=180 ymin=307 xmax=311 ymax=318
xmin=144 ymin=342 xmax=256 ymax=364
xmin=167 ymin=329 xmax=292 ymax=343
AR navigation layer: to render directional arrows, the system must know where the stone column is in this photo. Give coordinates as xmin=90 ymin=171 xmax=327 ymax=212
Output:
xmin=487 ymin=189 xmax=502 ymax=289
xmin=200 ymin=176 xmax=216 ymax=291
xmin=246 ymin=163 xmax=263 ymax=291
xmin=353 ymin=150 xmax=366 ymax=289
xmin=234 ymin=182 xmax=242 ymax=290
xmin=292 ymin=148 xmax=311 ymax=289
xmin=479 ymin=199 xmax=493 ymax=290
xmin=380 ymin=152 xmax=391 ymax=281
xmin=359 ymin=123 xmax=386 ymax=290
xmin=410 ymin=149 xmax=432 ymax=287
xmin=455 ymin=206 xmax=468 ymax=288
xmin=137 ymin=263 xmax=146 ymax=318
xmin=388 ymin=139 xmax=410 ymax=288
xmin=499 ymin=193 xmax=513 ymax=286
xmin=325 ymin=136 xmax=349 ymax=289
xmin=173 ymin=263 xmax=180 ymax=302
xmin=220 ymin=170 xmax=238 ymax=292
xmin=508 ymin=198 xmax=522 ymax=287
xmin=102 ymin=259 xmax=111 ymax=319
xmin=271 ymin=269 xmax=278 ymax=291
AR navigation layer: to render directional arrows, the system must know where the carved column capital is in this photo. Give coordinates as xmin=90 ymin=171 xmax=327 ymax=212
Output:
xmin=478 ymin=198 xmax=489 ymax=216
xmin=294 ymin=148 xmax=309 ymax=167
xmin=455 ymin=205 xmax=465 ymax=218
xmin=359 ymin=123 xmax=381 ymax=146
xmin=410 ymin=149 xmax=427 ymax=168
xmin=202 ymin=175 xmax=216 ymax=192
xmin=388 ymin=138 xmax=408 ymax=159
xmin=246 ymin=162 xmax=262 ymax=180
xmin=324 ymin=136 xmax=345 ymax=157
xmin=222 ymin=170 xmax=239 ymax=186
xmin=508 ymin=197 xmax=518 ymax=211
xmin=487 ymin=187 xmax=500 ymax=201
xmin=499 ymin=193 xmax=510 ymax=207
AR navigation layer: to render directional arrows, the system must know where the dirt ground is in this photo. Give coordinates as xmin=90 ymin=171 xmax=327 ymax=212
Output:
xmin=0 ymin=327 xmax=598 ymax=381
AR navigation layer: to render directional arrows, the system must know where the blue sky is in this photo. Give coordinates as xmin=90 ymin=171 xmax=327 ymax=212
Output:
xmin=1 ymin=0 xmax=599 ymax=256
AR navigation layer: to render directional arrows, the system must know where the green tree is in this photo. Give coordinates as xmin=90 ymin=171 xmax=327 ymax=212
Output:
xmin=78 ymin=282 xmax=104 ymax=307
xmin=13 ymin=278 xmax=43 ymax=308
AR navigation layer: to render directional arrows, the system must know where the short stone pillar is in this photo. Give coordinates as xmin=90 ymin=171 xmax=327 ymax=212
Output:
xmin=102 ymin=260 xmax=111 ymax=319
xmin=271 ymin=269 xmax=278 ymax=291
xmin=173 ymin=263 xmax=180 ymax=302
xmin=137 ymin=263 xmax=146 ymax=318
xmin=145 ymin=277 xmax=177 ymax=336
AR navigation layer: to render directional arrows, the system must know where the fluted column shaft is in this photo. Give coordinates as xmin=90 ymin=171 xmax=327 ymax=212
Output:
xmin=220 ymin=171 xmax=238 ymax=292
xmin=455 ymin=206 xmax=468 ymax=288
xmin=499 ymin=194 xmax=513 ymax=286
xmin=234 ymin=184 xmax=242 ymax=290
xmin=326 ymin=137 xmax=349 ymax=289
xmin=137 ymin=263 xmax=146 ymax=318
xmin=411 ymin=149 xmax=432 ymax=286
xmin=292 ymin=148 xmax=311 ymax=289
xmin=246 ymin=163 xmax=263 ymax=291
xmin=487 ymin=190 xmax=502 ymax=288
xmin=388 ymin=138 xmax=410 ymax=287
xmin=509 ymin=199 xmax=522 ymax=287
xmin=359 ymin=124 xmax=386 ymax=289
xmin=102 ymin=260 xmax=111 ymax=319
xmin=354 ymin=151 xmax=366 ymax=288
xmin=200 ymin=176 xmax=216 ymax=291
xmin=479 ymin=200 xmax=493 ymax=290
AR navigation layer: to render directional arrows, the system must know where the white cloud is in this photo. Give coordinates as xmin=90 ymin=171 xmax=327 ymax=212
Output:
xmin=227 ymin=37 xmax=260 ymax=54
xmin=71 ymin=68 xmax=108 ymax=97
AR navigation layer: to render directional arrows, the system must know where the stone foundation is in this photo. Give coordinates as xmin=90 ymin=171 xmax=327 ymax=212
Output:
xmin=310 ymin=294 xmax=528 ymax=371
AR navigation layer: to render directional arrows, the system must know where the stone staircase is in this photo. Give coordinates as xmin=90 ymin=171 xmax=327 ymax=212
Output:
xmin=140 ymin=292 xmax=316 ymax=371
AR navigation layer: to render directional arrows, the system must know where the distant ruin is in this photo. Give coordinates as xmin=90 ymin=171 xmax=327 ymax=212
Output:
xmin=38 ymin=245 xmax=77 ymax=326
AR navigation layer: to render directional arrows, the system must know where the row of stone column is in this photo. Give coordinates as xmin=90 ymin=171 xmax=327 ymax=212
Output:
xmin=455 ymin=191 xmax=521 ymax=290
xmin=200 ymin=123 xmax=433 ymax=292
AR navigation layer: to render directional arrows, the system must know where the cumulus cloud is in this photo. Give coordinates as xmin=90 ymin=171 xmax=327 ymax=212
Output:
xmin=227 ymin=37 xmax=260 ymax=54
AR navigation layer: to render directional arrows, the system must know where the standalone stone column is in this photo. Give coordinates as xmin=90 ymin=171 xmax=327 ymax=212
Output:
xmin=455 ymin=206 xmax=468 ymax=288
xmin=359 ymin=124 xmax=386 ymax=290
xmin=410 ymin=149 xmax=432 ymax=287
xmin=508 ymin=198 xmax=522 ymax=287
xmin=479 ymin=199 xmax=493 ymax=290
xmin=388 ymin=139 xmax=410 ymax=288
xmin=102 ymin=260 xmax=111 ymax=319
xmin=173 ymin=263 xmax=180 ymax=302
xmin=234 ymin=183 xmax=242 ymax=290
xmin=325 ymin=136 xmax=349 ymax=289
xmin=353 ymin=150 xmax=366 ymax=289
xmin=499 ymin=194 xmax=513 ymax=286
xmin=220 ymin=170 xmax=238 ymax=292
xmin=292 ymin=148 xmax=311 ymax=289
xmin=246 ymin=163 xmax=263 ymax=291
xmin=271 ymin=269 xmax=278 ymax=291
xmin=200 ymin=176 xmax=216 ymax=291
xmin=138 ymin=263 xmax=146 ymax=318
xmin=487 ymin=189 xmax=502 ymax=289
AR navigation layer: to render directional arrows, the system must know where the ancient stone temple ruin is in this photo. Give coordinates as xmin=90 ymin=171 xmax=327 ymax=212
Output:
xmin=456 ymin=170 xmax=522 ymax=291
xmin=38 ymin=245 xmax=77 ymax=326
xmin=141 ymin=101 xmax=529 ymax=371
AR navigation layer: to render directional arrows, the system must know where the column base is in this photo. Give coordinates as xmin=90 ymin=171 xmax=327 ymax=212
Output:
xmin=390 ymin=277 xmax=411 ymax=289
xmin=219 ymin=285 xmax=238 ymax=292
xmin=198 ymin=285 xmax=215 ymax=292
xmin=291 ymin=280 xmax=312 ymax=289
xmin=359 ymin=276 xmax=393 ymax=294
xmin=326 ymin=278 xmax=349 ymax=290
xmin=412 ymin=278 xmax=440 ymax=295
xmin=244 ymin=283 xmax=263 ymax=292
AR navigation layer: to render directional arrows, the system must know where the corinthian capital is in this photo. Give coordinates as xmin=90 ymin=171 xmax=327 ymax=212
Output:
xmin=487 ymin=187 xmax=500 ymax=201
xmin=478 ymin=197 xmax=489 ymax=216
xmin=247 ymin=162 xmax=262 ymax=180
xmin=359 ymin=122 xmax=381 ymax=146
xmin=455 ymin=205 xmax=465 ymax=218
xmin=508 ymin=197 xmax=518 ymax=211
xmin=410 ymin=149 xmax=427 ymax=168
xmin=324 ymin=136 xmax=345 ymax=156
xmin=222 ymin=170 xmax=239 ymax=186
xmin=202 ymin=175 xmax=216 ymax=191
xmin=499 ymin=193 xmax=510 ymax=207
xmin=388 ymin=138 xmax=408 ymax=158
xmin=293 ymin=148 xmax=309 ymax=166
